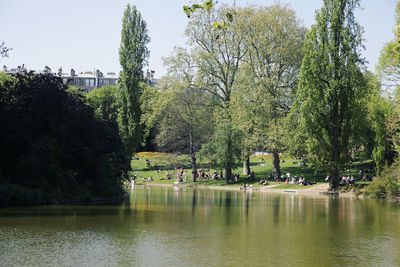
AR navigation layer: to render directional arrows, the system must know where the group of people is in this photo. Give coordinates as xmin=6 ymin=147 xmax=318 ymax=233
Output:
xmin=284 ymin=174 xmax=312 ymax=186
xmin=341 ymin=175 xmax=355 ymax=186
xmin=325 ymin=174 xmax=355 ymax=186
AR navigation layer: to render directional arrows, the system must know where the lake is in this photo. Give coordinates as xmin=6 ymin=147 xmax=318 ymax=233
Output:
xmin=1 ymin=185 xmax=399 ymax=266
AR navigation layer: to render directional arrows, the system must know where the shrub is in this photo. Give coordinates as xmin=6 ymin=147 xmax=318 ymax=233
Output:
xmin=363 ymin=160 xmax=400 ymax=199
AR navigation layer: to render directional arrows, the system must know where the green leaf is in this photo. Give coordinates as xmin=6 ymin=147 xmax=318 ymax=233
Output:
xmin=226 ymin=12 xmax=233 ymax=22
xmin=203 ymin=0 xmax=213 ymax=12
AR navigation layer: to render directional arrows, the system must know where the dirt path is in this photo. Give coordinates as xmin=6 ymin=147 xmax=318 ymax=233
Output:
xmin=302 ymin=183 xmax=329 ymax=192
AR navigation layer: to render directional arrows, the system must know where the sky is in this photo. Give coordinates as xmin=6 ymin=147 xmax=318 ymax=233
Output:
xmin=0 ymin=0 xmax=398 ymax=78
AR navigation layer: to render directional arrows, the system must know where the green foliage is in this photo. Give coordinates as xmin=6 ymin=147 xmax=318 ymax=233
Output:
xmin=234 ymin=4 xmax=306 ymax=176
xmin=363 ymin=73 xmax=396 ymax=168
xmin=0 ymin=72 xmax=16 ymax=85
xmin=363 ymin=159 xmax=400 ymax=199
xmin=86 ymin=85 xmax=118 ymax=123
xmin=185 ymin=5 xmax=247 ymax=180
xmin=377 ymin=42 xmax=400 ymax=91
xmin=0 ymin=74 xmax=130 ymax=206
xmin=118 ymin=4 xmax=150 ymax=155
xmin=154 ymin=79 xmax=213 ymax=155
xmin=0 ymin=184 xmax=49 ymax=207
xmin=201 ymin=108 xmax=243 ymax=173
xmin=183 ymin=0 xmax=214 ymax=18
xmin=294 ymin=0 xmax=366 ymax=189
xmin=143 ymin=47 xmax=214 ymax=180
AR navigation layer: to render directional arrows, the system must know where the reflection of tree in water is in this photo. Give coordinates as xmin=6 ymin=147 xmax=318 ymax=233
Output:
xmin=224 ymin=191 xmax=232 ymax=226
xmin=191 ymin=189 xmax=197 ymax=216
xmin=272 ymin=197 xmax=281 ymax=225
xmin=242 ymin=191 xmax=251 ymax=221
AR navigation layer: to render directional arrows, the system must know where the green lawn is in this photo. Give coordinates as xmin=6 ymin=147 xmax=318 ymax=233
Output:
xmin=130 ymin=152 xmax=376 ymax=187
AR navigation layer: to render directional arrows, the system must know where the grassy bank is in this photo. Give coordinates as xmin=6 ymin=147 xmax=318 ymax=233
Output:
xmin=130 ymin=152 xmax=375 ymax=190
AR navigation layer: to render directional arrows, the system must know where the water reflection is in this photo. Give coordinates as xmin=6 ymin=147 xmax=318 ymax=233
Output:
xmin=0 ymin=186 xmax=400 ymax=266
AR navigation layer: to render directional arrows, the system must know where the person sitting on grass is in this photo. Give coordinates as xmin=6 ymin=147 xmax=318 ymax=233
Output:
xmin=345 ymin=175 xmax=355 ymax=186
xmin=340 ymin=176 xmax=347 ymax=185
xmin=291 ymin=177 xmax=296 ymax=184
xmin=258 ymin=178 xmax=269 ymax=185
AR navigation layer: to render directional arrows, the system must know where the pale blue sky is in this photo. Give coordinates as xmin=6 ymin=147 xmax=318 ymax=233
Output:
xmin=0 ymin=0 xmax=397 ymax=77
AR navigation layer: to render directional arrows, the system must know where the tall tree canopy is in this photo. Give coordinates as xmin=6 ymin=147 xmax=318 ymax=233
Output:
xmin=295 ymin=0 xmax=366 ymax=189
xmin=145 ymin=47 xmax=214 ymax=182
xmin=118 ymin=4 xmax=150 ymax=155
xmin=0 ymin=74 xmax=129 ymax=206
xmin=186 ymin=5 xmax=247 ymax=182
xmin=235 ymin=4 xmax=306 ymax=178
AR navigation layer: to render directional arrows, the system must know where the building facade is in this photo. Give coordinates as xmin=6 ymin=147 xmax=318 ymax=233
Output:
xmin=2 ymin=65 xmax=158 ymax=92
xmin=60 ymin=68 xmax=118 ymax=93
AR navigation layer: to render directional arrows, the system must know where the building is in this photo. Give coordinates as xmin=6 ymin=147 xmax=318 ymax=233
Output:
xmin=60 ymin=68 xmax=118 ymax=93
xmin=2 ymin=65 xmax=158 ymax=92
xmin=2 ymin=65 xmax=119 ymax=93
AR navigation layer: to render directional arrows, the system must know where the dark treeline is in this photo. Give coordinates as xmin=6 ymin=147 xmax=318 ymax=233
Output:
xmin=0 ymin=74 xmax=130 ymax=206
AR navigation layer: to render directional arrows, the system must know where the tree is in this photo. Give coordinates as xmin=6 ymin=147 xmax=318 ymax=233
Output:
xmin=363 ymin=73 xmax=396 ymax=168
xmin=186 ymin=5 xmax=247 ymax=182
xmin=86 ymin=85 xmax=119 ymax=124
xmin=294 ymin=0 xmax=366 ymax=190
xmin=118 ymin=4 xmax=150 ymax=156
xmin=0 ymin=74 xmax=130 ymax=206
xmin=146 ymin=48 xmax=214 ymax=182
xmin=236 ymin=4 xmax=306 ymax=178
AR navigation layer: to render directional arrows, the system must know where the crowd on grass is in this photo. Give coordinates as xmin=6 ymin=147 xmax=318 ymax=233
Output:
xmin=130 ymin=157 xmax=376 ymax=190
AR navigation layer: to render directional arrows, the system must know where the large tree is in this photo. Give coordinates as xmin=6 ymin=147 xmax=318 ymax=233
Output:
xmin=186 ymin=5 xmax=247 ymax=182
xmin=118 ymin=4 xmax=150 ymax=155
xmin=0 ymin=74 xmax=129 ymax=206
xmin=145 ymin=47 xmax=214 ymax=182
xmin=236 ymin=4 xmax=306 ymax=178
xmin=295 ymin=0 xmax=366 ymax=189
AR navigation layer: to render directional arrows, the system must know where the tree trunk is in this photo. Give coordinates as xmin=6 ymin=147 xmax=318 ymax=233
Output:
xmin=329 ymin=165 xmax=340 ymax=190
xmin=225 ymin=135 xmax=233 ymax=183
xmin=189 ymin=133 xmax=197 ymax=183
xmin=330 ymin=103 xmax=340 ymax=190
xmin=225 ymin=167 xmax=232 ymax=183
xmin=191 ymin=154 xmax=197 ymax=183
xmin=272 ymin=150 xmax=280 ymax=179
xmin=243 ymin=154 xmax=250 ymax=175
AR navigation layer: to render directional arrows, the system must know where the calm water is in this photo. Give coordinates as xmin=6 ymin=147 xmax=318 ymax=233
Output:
xmin=1 ymin=185 xmax=400 ymax=267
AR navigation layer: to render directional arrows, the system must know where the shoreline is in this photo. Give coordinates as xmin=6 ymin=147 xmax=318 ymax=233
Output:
xmin=139 ymin=182 xmax=359 ymax=198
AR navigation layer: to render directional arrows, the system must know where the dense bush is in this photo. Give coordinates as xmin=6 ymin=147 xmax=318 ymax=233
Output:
xmin=0 ymin=74 xmax=130 ymax=206
xmin=363 ymin=160 xmax=400 ymax=199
